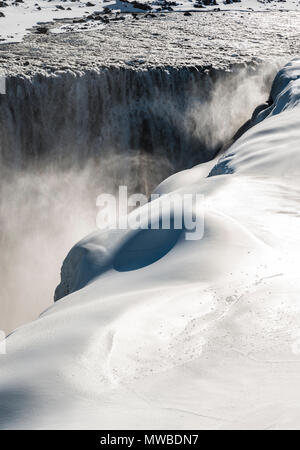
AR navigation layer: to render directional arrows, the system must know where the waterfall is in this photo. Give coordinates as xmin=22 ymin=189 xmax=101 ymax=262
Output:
xmin=0 ymin=62 xmax=278 ymax=333
xmin=0 ymin=64 xmax=276 ymax=185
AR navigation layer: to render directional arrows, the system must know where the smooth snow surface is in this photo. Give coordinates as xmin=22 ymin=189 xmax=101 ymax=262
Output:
xmin=1 ymin=60 xmax=300 ymax=429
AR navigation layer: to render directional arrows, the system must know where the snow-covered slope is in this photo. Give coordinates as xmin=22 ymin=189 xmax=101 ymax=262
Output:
xmin=1 ymin=59 xmax=300 ymax=429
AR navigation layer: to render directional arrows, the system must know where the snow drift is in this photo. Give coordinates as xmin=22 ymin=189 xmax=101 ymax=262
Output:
xmin=1 ymin=59 xmax=300 ymax=429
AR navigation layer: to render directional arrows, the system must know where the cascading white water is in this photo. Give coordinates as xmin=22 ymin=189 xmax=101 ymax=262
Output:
xmin=0 ymin=65 xmax=277 ymax=171
xmin=0 ymin=62 xmax=278 ymax=333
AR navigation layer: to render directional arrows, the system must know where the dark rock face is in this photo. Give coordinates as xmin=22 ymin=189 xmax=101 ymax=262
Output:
xmin=130 ymin=0 xmax=152 ymax=10
xmin=73 ymin=18 xmax=87 ymax=23
xmin=36 ymin=26 xmax=49 ymax=34
xmin=194 ymin=0 xmax=218 ymax=5
xmin=155 ymin=0 xmax=178 ymax=10
xmin=0 ymin=1 xmax=8 ymax=7
xmin=0 ymin=11 xmax=4 ymax=17
xmin=86 ymin=11 xmax=111 ymax=23
xmin=184 ymin=11 xmax=192 ymax=16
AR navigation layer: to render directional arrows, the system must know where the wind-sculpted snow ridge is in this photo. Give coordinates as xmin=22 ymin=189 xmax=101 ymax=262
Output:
xmin=1 ymin=59 xmax=300 ymax=430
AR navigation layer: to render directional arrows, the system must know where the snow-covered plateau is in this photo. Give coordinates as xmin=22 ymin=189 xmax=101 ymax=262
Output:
xmin=0 ymin=0 xmax=300 ymax=45
xmin=1 ymin=10 xmax=300 ymax=73
xmin=1 ymin=55 xmax=300 ymax=429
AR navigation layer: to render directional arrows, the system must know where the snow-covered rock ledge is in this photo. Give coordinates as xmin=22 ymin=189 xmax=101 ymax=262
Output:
xmin=1 ymin=59 xmax=300 ymax=429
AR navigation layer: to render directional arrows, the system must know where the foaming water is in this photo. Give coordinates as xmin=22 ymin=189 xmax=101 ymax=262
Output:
xmin=0 ymin=62 xmax=279 ymax=333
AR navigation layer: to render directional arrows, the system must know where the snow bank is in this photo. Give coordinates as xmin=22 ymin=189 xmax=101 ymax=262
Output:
xmin=209 ymin=59 xmax=300 ymax=177
xmin=1 ymin=59 xmax=300 ymax=429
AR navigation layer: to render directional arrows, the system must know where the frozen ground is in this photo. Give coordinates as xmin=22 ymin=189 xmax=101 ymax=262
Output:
xmin=1 ymin=59 xmax=300 ymax=429
xmin=1 ymin=0 xmax=300 ymax=45
xmin=0 ymin=10 xmax=300 ymax=75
